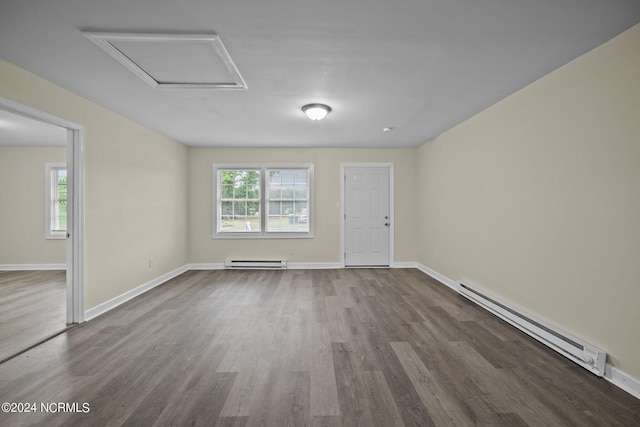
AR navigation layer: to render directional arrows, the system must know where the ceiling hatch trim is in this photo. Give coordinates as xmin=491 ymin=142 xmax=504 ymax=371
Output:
xmin=84 ymin=32 xmax=247 ymax=90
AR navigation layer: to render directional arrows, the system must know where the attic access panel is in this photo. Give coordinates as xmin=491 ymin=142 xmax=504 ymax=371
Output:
xmin=84 ymin=32 xmax=247 ymax=89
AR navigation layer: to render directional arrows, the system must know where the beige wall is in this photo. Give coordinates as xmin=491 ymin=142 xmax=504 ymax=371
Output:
xmin=416 ymin=24 xmax=640 ymax=378
xmin=0 ymin=146 xmax=66 ymax=265
xmin=0 ymin=58 xmax=189 ymax=310
xmin=189 ymin=148 xmax=417 ymax=265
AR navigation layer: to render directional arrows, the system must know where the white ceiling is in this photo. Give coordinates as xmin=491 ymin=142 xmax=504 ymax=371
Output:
xmin=1 ymin=0 xmax=639 ymax=148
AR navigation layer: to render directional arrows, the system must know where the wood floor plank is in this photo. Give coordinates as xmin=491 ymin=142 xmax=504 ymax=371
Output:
xmin=273 ymin=308 xmax=312 ymax=373
xmin=325 ymin=295 xmax=350 ymax=343
xmin=216 ymin=416 xmax=249 ymax=427
xmin=390 ymin=341 xmax=476 ymax=426
xmin=310 ymin=415 xmax=342 ymax=427
xmin=153 ymin=364 xmax=237 ymax=426
xmin=362 ymin=370 xmax=405 ymax=427
xmin=331 ymin=341 xmax=375 ymax=427
xmin=364 ymin=331 xmax=437 ymax=426
xmin=219 ymin=361 xmax=270 ymax=417
xmin=247 ymin=370 xmax=310 ymax=427
xmin=341 ymin=307 xmax=384 ymax=373
xmin=310 ymin=322 xmax=341 ymax=416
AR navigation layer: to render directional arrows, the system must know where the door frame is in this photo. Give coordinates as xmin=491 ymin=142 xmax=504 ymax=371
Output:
xmin=0 ymin=96 xmax=85 ymax=324
xmin=340 ymin=162 xmax=394 ymax=268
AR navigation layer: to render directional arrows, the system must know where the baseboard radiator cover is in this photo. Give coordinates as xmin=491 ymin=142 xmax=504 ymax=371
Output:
xmin=458 ymin=282 xmax=607 ymax=377
xmin=224 ymin=260 xmax=287 ymax=269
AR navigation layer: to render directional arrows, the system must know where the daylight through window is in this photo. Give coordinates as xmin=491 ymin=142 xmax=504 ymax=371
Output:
xmin=214 ymin=164 xmax=313 ymax=238
xmin=46 ymin=163 xmax=67 ymax=239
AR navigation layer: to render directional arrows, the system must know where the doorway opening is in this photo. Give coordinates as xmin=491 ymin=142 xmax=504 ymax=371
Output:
xmin=0 ymin=97 xmax=84 ymax=362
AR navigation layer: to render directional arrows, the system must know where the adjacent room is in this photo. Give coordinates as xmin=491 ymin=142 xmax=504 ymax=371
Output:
xmin=1 ymin=1 xmax=639 ymax=425
xmin=0 ymin=109 xmax=69 ymax=362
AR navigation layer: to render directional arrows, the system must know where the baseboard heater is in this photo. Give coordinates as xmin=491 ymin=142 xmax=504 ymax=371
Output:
xmin=224 ymin=260 xmax=287 ymax=269
xmin=458 ymin=282 xmax=606 ymax=377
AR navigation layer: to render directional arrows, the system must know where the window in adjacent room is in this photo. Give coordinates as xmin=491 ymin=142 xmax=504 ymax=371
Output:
xmin=213 ymin=164 xmax=313 ymax=238
xmin=45 ymin=163 xmax=67 ymax=239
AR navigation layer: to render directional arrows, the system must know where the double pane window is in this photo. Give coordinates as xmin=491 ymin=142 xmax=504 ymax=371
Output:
xmin=214 ymin=164 xmax=313 ymax=238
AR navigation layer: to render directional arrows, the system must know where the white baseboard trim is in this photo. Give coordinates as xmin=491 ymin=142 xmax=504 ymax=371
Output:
xmin=189 ymin=262 xmax=343 ymax=270
xmin=187 ymin=263 xmax=225 ymax=270
xmin=188 ymin=262 xmax=414 ymax=271
xmin=392 ymin=262 xmax=418 ymax=268
xmin=288 ymin=262 xmax=342 ymax=269
xmin=605 ymin=365 xmax=640 ymax=400
xmin=415 ymin=263 xmax=640 ymax=401
xmin=415 ymin=263 xmax=459 ymax=292
xmin=84 ymin=265 xmax=189 ymax=321
xmin=0 ymin=263 xmax=66 ymax=271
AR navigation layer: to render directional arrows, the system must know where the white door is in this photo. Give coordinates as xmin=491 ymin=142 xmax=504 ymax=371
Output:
xmin=344 ymin=166 xmax=390 ymax=266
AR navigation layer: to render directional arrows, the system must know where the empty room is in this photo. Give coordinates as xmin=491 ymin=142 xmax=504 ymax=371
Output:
xmin=1 ymin=1 xmax=639 ymax=426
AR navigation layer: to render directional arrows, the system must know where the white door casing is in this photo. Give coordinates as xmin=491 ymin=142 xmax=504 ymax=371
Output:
xmin=343 ymin=164 xmax=392 ymax=267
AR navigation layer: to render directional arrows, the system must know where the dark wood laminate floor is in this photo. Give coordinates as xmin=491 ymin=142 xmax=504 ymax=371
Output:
xmin=0 ymin=270 xmax=66 ymax=362
xmin=0 ymin=269 xmax=638 ymax=426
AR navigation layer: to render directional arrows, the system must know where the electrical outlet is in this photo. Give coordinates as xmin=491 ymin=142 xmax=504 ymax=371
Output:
xmin=148 ymin=257 xmax=153 ymax=268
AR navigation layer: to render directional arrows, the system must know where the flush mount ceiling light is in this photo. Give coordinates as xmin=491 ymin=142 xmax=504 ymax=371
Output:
xmin=302 ymin=103 xmax=331 ymax=121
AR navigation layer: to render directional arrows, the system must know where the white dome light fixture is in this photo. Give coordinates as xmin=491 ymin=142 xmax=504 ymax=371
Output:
xmin=302 ymin=103 xmax=331 ymax=121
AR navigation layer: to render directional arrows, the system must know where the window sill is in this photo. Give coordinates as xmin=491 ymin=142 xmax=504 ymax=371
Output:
xmin=46 ymin=234 xmax=67 ymax=240
xmin=212 ymin=232 xmax=314 ymax=240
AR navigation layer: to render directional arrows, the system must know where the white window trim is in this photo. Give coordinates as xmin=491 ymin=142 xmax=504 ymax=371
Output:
xmin=212 ymin=163 xmax=314 ymax=239
xmin=45 ymin=162 xmax=67 ymax=240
